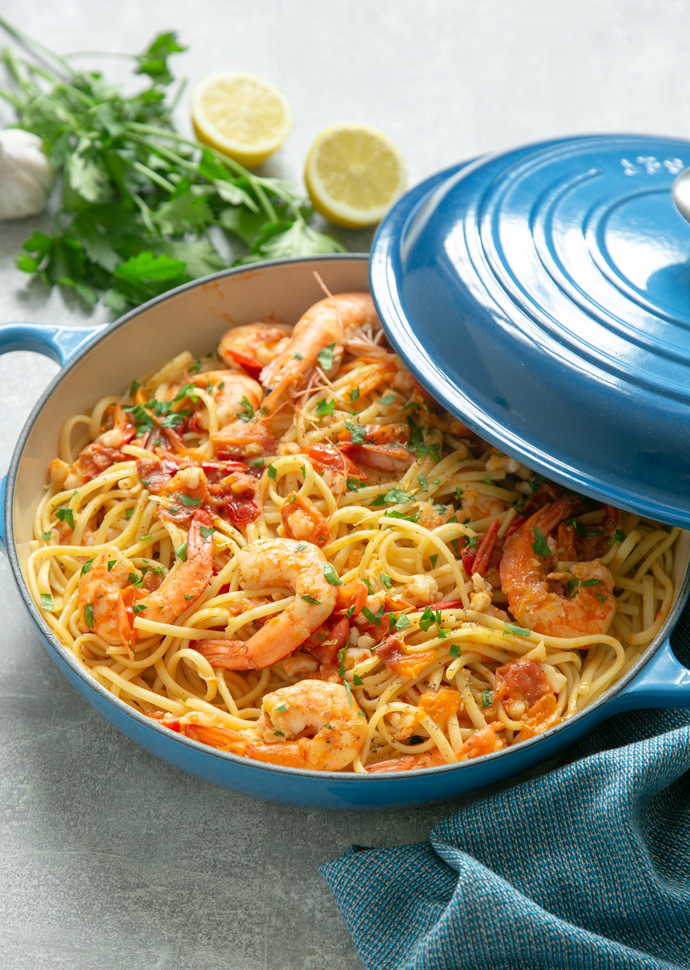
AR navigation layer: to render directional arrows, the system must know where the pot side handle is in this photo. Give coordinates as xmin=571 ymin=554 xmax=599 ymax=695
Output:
xmin=0 ymin=321 xmax=107 ymax=367
xmin=0 ymin=321 xmax=107 ymax=553
xmin=606 ymin=636 xmax=690 ymax=713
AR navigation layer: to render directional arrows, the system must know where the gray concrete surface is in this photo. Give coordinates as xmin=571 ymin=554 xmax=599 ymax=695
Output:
xmin=1 ymin=2 xmax=689 ymax=967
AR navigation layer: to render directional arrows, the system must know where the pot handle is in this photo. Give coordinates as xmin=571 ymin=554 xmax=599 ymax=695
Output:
xmin=606 ymin=636 xmax=690 ymax=713
xmin=0 ymin=321 xmax=107 ymax=552
xmin=0 ymin=320 xmax=107 ymax=366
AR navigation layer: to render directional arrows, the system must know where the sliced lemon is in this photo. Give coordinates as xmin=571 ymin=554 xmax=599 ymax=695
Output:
xmin=304 ymin=124 xmax=407 ymax=229
xmin=191 ymin=71 xmax=293 ymax=168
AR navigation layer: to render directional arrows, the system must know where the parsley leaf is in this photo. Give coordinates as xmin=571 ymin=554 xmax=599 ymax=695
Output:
xmin=315 ymin=398 xmax=336 ymax=416
xmin=54 ymin=507 xmax=75 ymax=531
xmin=317 ymin=342 xmax=336 ymax=370
xmin=40 ymin=593 xmax=54 ymax=611
xmin=504 ymin=622 xmax=531 ymax=637
xmin=178 ymin=494 xmax=202 ymax=507
xmin=531 ymin=526 xmax=551 ymax=557
xmin=379 ymin=573 xmax=393 ymax=589
xmin=324 ymin=563 xmax=343 ymax=586
xmin=345 ymin=421 xmax=366 ymax=444
xmin=301 ymin=594 xmax=321 ymax=604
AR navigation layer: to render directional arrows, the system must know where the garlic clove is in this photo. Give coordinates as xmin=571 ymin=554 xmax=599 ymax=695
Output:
xmin=0 ymin=128 xmax=55 ymax=220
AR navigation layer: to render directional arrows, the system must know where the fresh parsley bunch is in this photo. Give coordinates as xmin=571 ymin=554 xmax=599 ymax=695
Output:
xmin=0 ymin=19 xmax=345 ymax=312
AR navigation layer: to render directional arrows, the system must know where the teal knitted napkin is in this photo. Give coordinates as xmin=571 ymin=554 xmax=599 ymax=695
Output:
xmin=322 ymin=615 xmax=690 ymax=970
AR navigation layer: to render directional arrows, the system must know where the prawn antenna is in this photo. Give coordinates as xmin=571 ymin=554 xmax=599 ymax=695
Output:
xmin=313 ymin=271 xmax=334 ymax=300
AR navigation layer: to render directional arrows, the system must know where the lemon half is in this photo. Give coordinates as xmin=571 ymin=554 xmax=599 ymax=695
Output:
xmin=305 ymin=124 xmax=407 ymax=229
xmin=191 ymin=71 xmax=293 ymax=168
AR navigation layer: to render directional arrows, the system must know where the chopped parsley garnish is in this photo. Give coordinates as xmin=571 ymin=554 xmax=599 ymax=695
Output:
xmin=275 ymin=703 xmax=287 ymax=712
xmin=41 ymin=530 xmax=52 ymax=541
xmin=362 ymin=577 xmax=374 ymax=594
xmin=417 ymin=473 xmax=428 ymax=491
xmin=124 ymin=403 xmax=156 ymax=434
xmin=567 ymin=578 xmax=579 ymax=598
xmin=274 ymin=730 xmax=285 ymax=738
xmin=346 ymin=477 xmax=364 ymax=491
xmin=267 ymin=464 xmax=277 ymax=480
xmin=253 ymin=459 xmax=265 ymax=468
xmin=315 ymin=398 xmax=336 ymax=416
xmin=178 ymin=494 xmax=202 ymax=507
xmin=466 ymin=535 xmax=480 ymax=551
xmin=504 ymin=622 xmax=531 ymax=637
xmin=128 ymin=572 xmax=144 ymax=587
xmin=379 ymin=573 xmax=393 ymax=589
xmin=81 ymin=559 xmax=94 ymax=576
xmin=295 ymin=543 xmax=307 ymax=552
xmin=125 ymin=508 xmax=135 ymax=520
xmin=384 ymin=510 xmax=420 ymax=523
xmin=175 ymin=542 xmax=188 ymax=562
xmin=345 ymin=605 xmax=356 ymax=619
xmin=129 ymin=379 xmax=140 ymax=398
xmin=395 ymin=614 xmax=411 ymax=631
xmin=200 ymin=525 xmax=215 ymax=541
xmin=580 ymin=578 xmax=602 ymax=588
xmin=324 ymin=563 xmax=343 ymax=586
xmin=293 ymin=352 xmax=303 ymax=360
xmin=362 ymin=604 xmax=385 ymax=626
xmin=40 ymin=593 xmax=54 ymax=611
xmin=527 ymin=473 xmax=548 ymax=494
xmin=611 ymin=529 xmax=627 ymax=544
xmin=429 ymin=554 xmax=438 ymax=569
xmin=54 ymin=507 xmax=75 ymax=531
xmin=237 ymin=396 xmax=255 ymax=422
xmin=449 ymin=643 xmax=461 ymax=658
xmin=419 ymin=606 xmax=435 ymax=632
xmin=317 ymin=342 xmax=336 ymax=370
xmin=84 ymin=604 xmax=94 ymax=627
xmin=481 ymin=689 xmax=493 ymax=708
xmin=107 ymin=560 xmax=116 ymax=572
xmin=349 ymin=387 xmax=360 ymax=403
xmin=567 ymin=518 xmax=601 ymax=538
xmin=173 ymin=382 xmax=198 ymax=403
xmin=301 ymin=594 xmax=321 ymax=605
xmin=595 ymin=593 xmax=608 ymax=603
xmin=184 ymin=593 xmax=195 ymax=600
xmin=379 ymin=394 xmax=396 ymax=405
xmin=338 ymin=647 xmax=347 ymax=676
xmin=344 ymin=681 xmax=353 ymax=706
xmin=132 ymin=604 xmax=147 ymax=615
xmin=353 ymin=674 xmax=363 ymax=686
xmin=345 ymin=420 xmax=366 ymax=444
xmin=531 ymin=526 xmax=551 ymax=557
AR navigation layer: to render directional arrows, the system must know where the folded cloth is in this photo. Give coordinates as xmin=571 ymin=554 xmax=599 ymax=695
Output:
xmin=321 ymin=612 xmax=690 ymax=970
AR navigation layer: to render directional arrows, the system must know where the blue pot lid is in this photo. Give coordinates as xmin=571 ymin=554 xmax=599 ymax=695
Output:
xmin=370 ymin=134 xmax=690 ymax=528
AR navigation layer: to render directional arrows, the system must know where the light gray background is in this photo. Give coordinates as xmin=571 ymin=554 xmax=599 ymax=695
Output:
xmin=1 ymin=2 xmax=688 ymax=968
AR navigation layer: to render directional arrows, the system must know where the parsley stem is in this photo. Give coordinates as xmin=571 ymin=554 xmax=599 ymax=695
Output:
xmin=128 ymin=121 xmax=279 ymax=222
xmin=0 ymin=15 xmax=73 ymax=79
xmin=131 ymin=160 xmax=176 ymax=193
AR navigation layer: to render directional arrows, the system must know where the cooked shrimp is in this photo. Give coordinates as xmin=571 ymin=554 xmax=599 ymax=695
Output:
xmin=183 ymin=680 xmax=367 ymax=770
xmin=458 ymin=488 xmax=506 ymax=523
xmin=218 ymin=322 xmax=293 ymax=378
xmin=366 ymin=722 xmax=505 ymax=772
xmin=260 ymin=293 xmax=381 ymax=404
xmin=187 ymin=371 xmax=264 ymax=431
xmin=195 ymin=538 xmax=338 ymax=669
xmin=279 ymin=492 xmax=331 ymax=546
xmin=499 ymin=498 xmax=616 ymax=638
xmin=78 ymin=509 xmax=214 ymax=647
xmin=50 ymin=404 xmax=137 ymax=490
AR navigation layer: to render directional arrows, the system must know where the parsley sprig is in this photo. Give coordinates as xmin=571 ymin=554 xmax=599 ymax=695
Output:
xmin=0 ymin=18 xmax=345 ymax=311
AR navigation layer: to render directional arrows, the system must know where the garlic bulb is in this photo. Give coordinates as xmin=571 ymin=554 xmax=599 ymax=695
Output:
xmin=0 ymin=128 xmax=55 ymax=220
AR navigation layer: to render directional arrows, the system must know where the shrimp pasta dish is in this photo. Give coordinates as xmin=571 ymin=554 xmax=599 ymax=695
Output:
xmin=26 ymin=291 xmax=680 ymax=773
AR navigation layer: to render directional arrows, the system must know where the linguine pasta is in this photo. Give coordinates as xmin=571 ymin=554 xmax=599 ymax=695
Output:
xmin=25 ymin=292 xmax=679 ymax=773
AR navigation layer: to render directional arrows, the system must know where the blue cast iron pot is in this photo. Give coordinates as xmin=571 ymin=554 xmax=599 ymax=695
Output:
xmin=2 ymin=254 xmax=690 ymax=810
